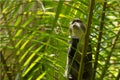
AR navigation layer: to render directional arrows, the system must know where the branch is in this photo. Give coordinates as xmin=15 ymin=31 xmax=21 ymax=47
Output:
xmin=92 ymin=1 xmax=107 ymax=80
xmin=78 ymin=0 xmax=95 ymax=80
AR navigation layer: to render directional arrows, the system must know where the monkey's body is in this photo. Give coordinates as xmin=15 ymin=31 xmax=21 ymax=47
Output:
xmin=65 ymin=18 xmax=92 ymax=80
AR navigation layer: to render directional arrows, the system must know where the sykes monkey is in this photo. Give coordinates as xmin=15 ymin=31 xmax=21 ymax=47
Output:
xmin=65 ymin=18 xmax=92 ymax=80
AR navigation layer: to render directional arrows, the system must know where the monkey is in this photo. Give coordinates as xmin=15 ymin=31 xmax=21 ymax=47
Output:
xmin=65 ymin=18 xmax=92 ymax=80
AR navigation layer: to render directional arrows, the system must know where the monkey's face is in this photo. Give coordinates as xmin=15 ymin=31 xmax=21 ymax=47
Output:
xmin=69 ymin=18 xmax=86 ymax=38
xmin=71 ymin=18 xmax=83 ymax=29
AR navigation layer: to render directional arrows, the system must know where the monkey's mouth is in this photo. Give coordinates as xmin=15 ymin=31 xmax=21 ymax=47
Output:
xmin=73 ymin=24 xmax=80 ymax=29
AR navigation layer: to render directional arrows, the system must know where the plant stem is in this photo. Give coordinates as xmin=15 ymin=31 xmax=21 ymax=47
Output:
xmin=92 ymin=1 xmax=107 ymax=80
xmin=78 ymin=0 xmax=95 ymax=80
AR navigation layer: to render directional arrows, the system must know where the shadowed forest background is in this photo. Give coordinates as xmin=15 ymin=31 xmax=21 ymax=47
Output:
xmin=0 ymin=0 xmax=120 ymax=80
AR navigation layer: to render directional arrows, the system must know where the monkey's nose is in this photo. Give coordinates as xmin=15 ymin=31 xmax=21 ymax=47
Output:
xmin=72 ymin=22 xmax=80 ymax=28
xmin=73 ymin=24 xmax=80 ymax=29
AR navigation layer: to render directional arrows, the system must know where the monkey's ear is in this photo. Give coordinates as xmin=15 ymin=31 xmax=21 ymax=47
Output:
xmin=69 ymin=28 xmax=72 ymax=38
xmin=81 ymin=23 xmax=86 ymax=32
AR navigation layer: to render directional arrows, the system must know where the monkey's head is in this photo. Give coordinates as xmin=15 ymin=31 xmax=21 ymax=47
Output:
xmin=69 ymin=18 xmax=86 ymax=39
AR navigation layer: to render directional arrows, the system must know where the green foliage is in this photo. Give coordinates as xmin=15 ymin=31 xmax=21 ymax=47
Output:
xmin=0 ymin=0 xmax=120 ymax=80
